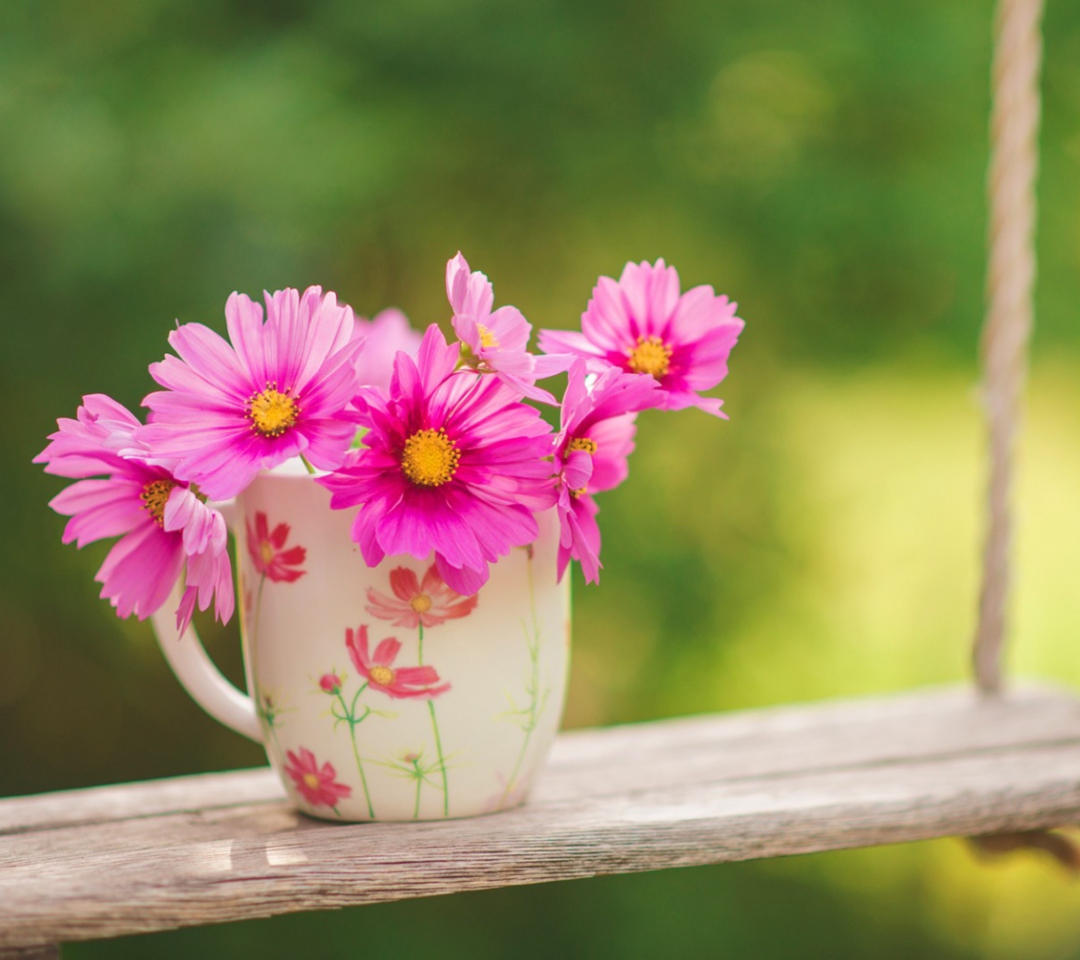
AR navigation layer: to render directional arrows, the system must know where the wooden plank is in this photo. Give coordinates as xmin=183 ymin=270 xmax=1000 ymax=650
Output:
xmin=0 ymin=949 xmax=60 ymax=960
xmin=5 ymin=683 xmax=1077 ymax=835
xmin=2 ymin=682 xmax=1080 ymax=948
xmin=0 ymin=768 xmax=283 ymax=836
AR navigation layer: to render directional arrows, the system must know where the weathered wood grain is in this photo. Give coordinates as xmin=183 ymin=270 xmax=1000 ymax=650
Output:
xmin=0 ymin=948 xmax=60 ymax=960
xmin=2 ymin=683 xmax=1080 ymax=948
xmin=0 ymin=768 xmax=283 ymax=836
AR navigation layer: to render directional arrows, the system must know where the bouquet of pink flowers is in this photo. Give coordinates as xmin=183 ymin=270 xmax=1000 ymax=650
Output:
xmin=36 ymin=254 xmax=744 ymax=630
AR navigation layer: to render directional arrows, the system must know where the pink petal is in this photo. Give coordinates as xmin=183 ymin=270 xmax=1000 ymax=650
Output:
xmin=95 ymin=522 xmax=185 ymax=619
xmin=224 ymin=292 xmax=269 ymax=386
xmin=561 ymin=448 xmax=593 ymax=492
xmin=394 ymin=665 xmax=442 ymax=686
xmin=389 ymin=567 xmax=421 ymax=603
xmin=372 ymin=636 xmax=401 ymax=667
xmin=50 ymin=478 xmax=146 ymax=547
xmin=435 ymin=556 xmax=488 ymax=596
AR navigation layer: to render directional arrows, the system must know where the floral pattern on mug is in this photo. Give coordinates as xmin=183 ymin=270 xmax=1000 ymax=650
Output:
xmin=345 ymin=625 xmax=450 ymax=700
xmin=365 ymin=564 xmax=478 ymax=630
xmin=493 ymin=545 xmax=550 ymax=809
xmin=284 ymin=747 xmax=351 ymax=810
xmin=246 ymin=511 xmax=306 ymax=583
xmin=318 ymin=672 xmax=345 ymax=695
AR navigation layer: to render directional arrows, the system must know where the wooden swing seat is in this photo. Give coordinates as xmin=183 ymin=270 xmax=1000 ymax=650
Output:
xmin=3 ymin=681 xmax=1080 ymax=955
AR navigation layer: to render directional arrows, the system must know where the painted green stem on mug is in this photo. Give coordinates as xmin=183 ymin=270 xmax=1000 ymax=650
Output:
xmin=418 ymin=624 xmax=450 ymax=817
xmin=501 ymin=547 xmax=545 ymax=807
xmin=334 ymin=686 xmax=375 ymax=819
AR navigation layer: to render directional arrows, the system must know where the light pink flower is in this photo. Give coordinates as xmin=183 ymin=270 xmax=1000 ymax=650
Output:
xmin=140 ymin=286 xmax=365 ymax=500
xmin=538 ymin=259 xmax=744 ymax=417
xmin=34 ymin=395 xmax=234 ymax=630
xmin=365 ymin=564 xmax=478 ymax=629
xmin=553 ymin=362 xmax=664 ymax=583
xmin=345 ymin=624 xmax=450 ymax=700
xmin=352 ymin=308 xmax=423 ymax=390
xmin=246 ymin=511 xmax=306 ymax=583
xmin=284 ymin=747 xmax=352 ymax=808
xmin=320 ymin=324 xmax=555 ymax=596
xmin=446 ymin=252 xmax=570 ymax=404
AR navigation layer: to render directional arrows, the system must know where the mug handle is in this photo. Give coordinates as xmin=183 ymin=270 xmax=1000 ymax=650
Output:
xmin=150 ymin=592 xmax=263 ymax=743
xmin=148 ymin=497 xmax=263 ymax=743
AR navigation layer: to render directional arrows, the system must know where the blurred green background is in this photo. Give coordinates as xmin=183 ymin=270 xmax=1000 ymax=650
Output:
xmin=3 ymin=0 xmax=1080 ymax=956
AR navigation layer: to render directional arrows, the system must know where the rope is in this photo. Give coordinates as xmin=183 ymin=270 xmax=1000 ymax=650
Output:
xmin=972 ymin=0 xmax=1044 ymax=695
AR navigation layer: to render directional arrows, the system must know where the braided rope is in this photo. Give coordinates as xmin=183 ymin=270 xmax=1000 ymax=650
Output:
xmin=973 ymin=0 xmax=1044 ymax=694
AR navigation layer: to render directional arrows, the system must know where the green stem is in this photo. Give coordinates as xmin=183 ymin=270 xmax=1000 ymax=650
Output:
xmin=335 ymin=690 xmax=375 ymax=819
xmin=418 ymin=624 xmax=450 ymax=817
xmin=253 ymin=573 xmax=267 ymax=643
xmin=413 ymin=760 xmax=422 ymax=820
xmin=300 ymin=454 xmax=317 ymax=475
xmin=350 ymin=682 xmax=369 ymax=718
xmin=501 ymin=547 xmax=542 ymax=807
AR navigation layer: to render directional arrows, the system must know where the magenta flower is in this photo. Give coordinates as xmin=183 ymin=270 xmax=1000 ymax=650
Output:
xmin=284 ymin=747 xmax=352 ymax=808
xmin=553 ymin=362 xmax=664 ymax=583
xmin=246 ymin=512 xmax=306 ymax=583
xmin=538 ymin=259 xmax=744 ymax=417
xmin=345 ymin=624 xmax=450 ymax=699
xmin=34 ymin=394 xmax=234 ymax=630
xmin=352 ymin=308 xmax=423 ymax=390
xmin=366 ymin=564 xmax=478 ymax=629
xmin=446 ymin=252 xmax=570 ymax=404
xmin=320 ymin=324 xmax=555 ymax=596
xmin=139 ymin=286 xmax=365 ymax=501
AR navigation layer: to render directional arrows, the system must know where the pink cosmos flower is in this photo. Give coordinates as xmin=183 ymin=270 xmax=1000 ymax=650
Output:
xmin=34 ymin=394 xmax=234 ymax=630
xmin=446 ymin=252 xmax=570 ymax=404
xmin=365 ymin=564 xmax=478 ymax=629
xmin=553 ymin=362 xmax=665 ymax=583
xmin=284 ymin=747 xmax=352 ymax=808
xmin=352 ymin=308 xmax=423 ymax=390
xmin=538 ymin=259 xmax=744 ymax=417
xmin=320 ymin=324 xmax=556 ymax=596
xmin=139 ymin=286 xmax=365 ymax=501
xmin=345 ymin=624 xmax=450 ymax=699
xmin=246 ymin=512 xmax=306 ymax=583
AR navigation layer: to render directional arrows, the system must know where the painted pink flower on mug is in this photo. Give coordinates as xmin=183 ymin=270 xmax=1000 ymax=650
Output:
xmin=318 ymin=672 xmax=344 ymax=695
xmin=246 ymin=511 xmax=306 ymax=583
xmin=366 ymin=565 xmax=478 ymax=630
xmin=345 ymin=625 xmax=450 ymax=700
xmin=284 ymin=747 xmax=352 ymax=809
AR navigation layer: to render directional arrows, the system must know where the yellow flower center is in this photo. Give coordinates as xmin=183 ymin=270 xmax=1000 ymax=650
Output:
xmin=302 ymin=773 xmax=320 ymax=791
xmin=260 ymin=541 xmax=275 ymax=566
xmin=570 ymin=487 xmax=587 ymax=498
xmin=140 ymin=479 xmax=177 ymax=527
xmin=410 ymin=594 xmax=433 ymax=613
xmin=401 ymin=428 xmax=460 ymax=488
xmin=628 ymin=335 xmax=672 ymax=380
xmin=477 ymin=324 xmax=499 ymax=349
xmin=248 ymin=383 xmax=300 ymax=438
xmin=369 ymin=665 xmax=395 ymax=686
xmin=567 ymin=437 xmax=597 ymax=455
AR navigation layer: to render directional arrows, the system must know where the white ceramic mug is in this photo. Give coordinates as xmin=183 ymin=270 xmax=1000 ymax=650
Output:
xmin=151 ymin=460 xmax=571 ymax=821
